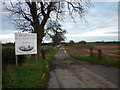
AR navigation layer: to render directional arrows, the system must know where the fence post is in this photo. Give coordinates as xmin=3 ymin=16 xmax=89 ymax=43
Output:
xmin=36 ymin=54 xmax=37 ymax=64
xmin=90 ymin=48 xmax=93 ymax=56
xmin=98 ymin=49 xmax=102 ymax=58
xmin=41 ymin=49 xmax=45 ymax=59
xmin=16 ymin=55 xmax=18 ymax=66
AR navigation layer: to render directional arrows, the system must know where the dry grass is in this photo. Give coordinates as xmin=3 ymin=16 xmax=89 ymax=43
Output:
xmin=94 ymin=46 xmax=120 ymax=60
xmin=66 ymin=43 xmax=93 ymax=56
xmin=66 ymin=43 xmax=120 ymax=60
xmin=66 ymin=43 xmax=120 ymax=67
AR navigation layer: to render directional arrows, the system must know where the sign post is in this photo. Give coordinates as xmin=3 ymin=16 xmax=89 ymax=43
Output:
xmin=36 ymin=55 xmax=38 ymax=64
xmin=15 ymin=33 xmax=37 ymax=65
xmin=16 ymin=55 xmax=18 ymax=66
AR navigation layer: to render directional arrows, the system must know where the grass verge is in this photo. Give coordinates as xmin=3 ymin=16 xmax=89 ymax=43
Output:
xmin=74 ymin=56 xmax=120 ymax=68
xmin=2 ymin=47 xmax=58 ymax=88
xmin=66 ymin=45 xmax=120 ymax=68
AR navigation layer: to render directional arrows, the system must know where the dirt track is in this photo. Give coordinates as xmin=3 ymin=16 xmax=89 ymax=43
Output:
xmin=47 ymin=48 xmax=119 ymax=88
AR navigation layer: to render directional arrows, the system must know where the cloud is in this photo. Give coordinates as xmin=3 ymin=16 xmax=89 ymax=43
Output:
xmin=61 ymin=2 xmax=118 ymax=41
xmin=105 ymin=31 xmax=118 ymax=34
xmin=0 ymin=30 xmax=21 ymax=43
xmin=65 ymin=33 xmax=118 ymax=42
xmin=91 ymin=0 xmax=119 ymax=2
xmin=0 ymin=33 xmax=14 ymax=43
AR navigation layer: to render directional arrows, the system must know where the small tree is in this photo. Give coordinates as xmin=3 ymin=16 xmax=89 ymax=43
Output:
xmin=69 ymin=40 xmax=74 ymax=45
xmin=52 ymin=32 xmax=65 ymax=45
xmin=45 ymin=20 xmax=66 ymax=46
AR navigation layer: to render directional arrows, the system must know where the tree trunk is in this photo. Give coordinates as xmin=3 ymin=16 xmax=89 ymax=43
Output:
xmin=37 ymin=25 xmax=44 ymax=59
xmin=32 ymin=14 xmax=49 ymax=60
xmin=33 ymin=24 xmax=44 ymax=59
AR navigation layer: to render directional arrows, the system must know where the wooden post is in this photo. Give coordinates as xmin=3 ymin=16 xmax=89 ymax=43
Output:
xmin=41 ymin=49 xmax=45 ymax=59
xmin=36 ymin=54 xmax=37 ymax=64
xmin=98 ymin=49 xmax=102 ymax=58
xmin=16 ymin=55 xmax=18 ymax=66
xmin=90 ymin=48 xmax=93 ymax=56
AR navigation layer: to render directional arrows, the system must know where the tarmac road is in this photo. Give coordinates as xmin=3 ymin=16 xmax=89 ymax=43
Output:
xmin=47 ymin=48 xmax=119 ymax=88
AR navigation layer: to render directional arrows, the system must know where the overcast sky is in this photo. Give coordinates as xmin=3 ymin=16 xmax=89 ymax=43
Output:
xmin=0 ymin=0 xmax=119 ymax=43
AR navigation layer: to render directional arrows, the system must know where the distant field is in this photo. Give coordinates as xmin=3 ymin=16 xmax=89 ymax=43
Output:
xmin=66 ymin=43 xmax=120 ymax=61
xmin=93 ymin=46 xmax=120 ymax=60
xmin=66 ymin=43 xmax=120 ymax=67
xmin=2 ymin=46 xmax=15 ymax=48
xmin=87 ymin=42 xmax=120 ymax=46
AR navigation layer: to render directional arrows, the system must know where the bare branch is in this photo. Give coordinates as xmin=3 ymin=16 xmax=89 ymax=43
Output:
xmin=40 ymin=2 xmax=46 ymax=16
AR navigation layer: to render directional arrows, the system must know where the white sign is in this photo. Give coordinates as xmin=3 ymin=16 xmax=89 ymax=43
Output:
xmin=15 ymin=33 xmax=37 ymax=55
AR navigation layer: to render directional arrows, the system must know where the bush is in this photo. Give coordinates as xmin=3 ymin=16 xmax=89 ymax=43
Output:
xmin=2 ymin=48 xmax=16 ymax=66
xmin=2 ymin=47 xmax=26 ymax=70
xmin=79 ymin=40 xmax=86 ymax=44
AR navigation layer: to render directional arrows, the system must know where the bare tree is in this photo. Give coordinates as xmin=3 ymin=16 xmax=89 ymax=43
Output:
xmin=3 ymin=0 xmax=92 ymax=58
xmin=45 ymin=20 xmax=66 ymax=45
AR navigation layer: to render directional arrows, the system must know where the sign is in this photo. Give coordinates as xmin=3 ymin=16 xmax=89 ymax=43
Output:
xmin=15 ymin=33 xmax=37 ymax=55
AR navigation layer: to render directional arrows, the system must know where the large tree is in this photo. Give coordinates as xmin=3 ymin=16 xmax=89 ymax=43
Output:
xmin=3 ymin=0 xmax=91 ymax=58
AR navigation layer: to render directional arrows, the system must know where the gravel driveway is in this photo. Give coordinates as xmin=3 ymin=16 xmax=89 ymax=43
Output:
xmin=47 ymin=48 xmax=119 ymax=88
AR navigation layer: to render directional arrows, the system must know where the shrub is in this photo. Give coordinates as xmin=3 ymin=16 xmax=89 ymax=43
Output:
xmin=2 ymin=48 xmax=16 ymax=66
xmin=79 ymin=40 xmax=86 ymax=44
xmin=2 ymin=47 xmax=26 ymax=70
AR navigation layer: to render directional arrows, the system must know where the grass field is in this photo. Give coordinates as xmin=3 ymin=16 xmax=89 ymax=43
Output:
xmin=2 ymin=46 xmax=58 ymax=88
xmin=87 ymin=42 xmax=120 ymax=46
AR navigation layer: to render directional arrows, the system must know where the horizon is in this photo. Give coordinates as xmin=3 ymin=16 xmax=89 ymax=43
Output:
xmin=1 ymin=40 xmax=120 ymax=44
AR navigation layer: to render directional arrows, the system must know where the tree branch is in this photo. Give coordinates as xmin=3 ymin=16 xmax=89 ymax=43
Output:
xmin=40 ymin=2 xmax=46 ymax=16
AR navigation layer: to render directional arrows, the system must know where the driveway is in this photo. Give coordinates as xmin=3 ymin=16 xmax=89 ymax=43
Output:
xmin=47 ymin=48 xmax=119 ymax=88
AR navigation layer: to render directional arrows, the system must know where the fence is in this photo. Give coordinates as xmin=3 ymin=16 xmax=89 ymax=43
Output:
xmin=90 ymin=48 xmax=102 ymax=58
xmin=89 ymin=47 xmax=119 ymax=60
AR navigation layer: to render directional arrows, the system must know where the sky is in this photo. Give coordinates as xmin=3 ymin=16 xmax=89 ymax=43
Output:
xmin=60 ymin=2 xmax=118 ymax=42
xmin=0 ymin=0 xmax=119 ymax=43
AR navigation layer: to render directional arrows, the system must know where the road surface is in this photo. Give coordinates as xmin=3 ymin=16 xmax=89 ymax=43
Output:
xmin=47 ymin=48 xmax=119 ymax=88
